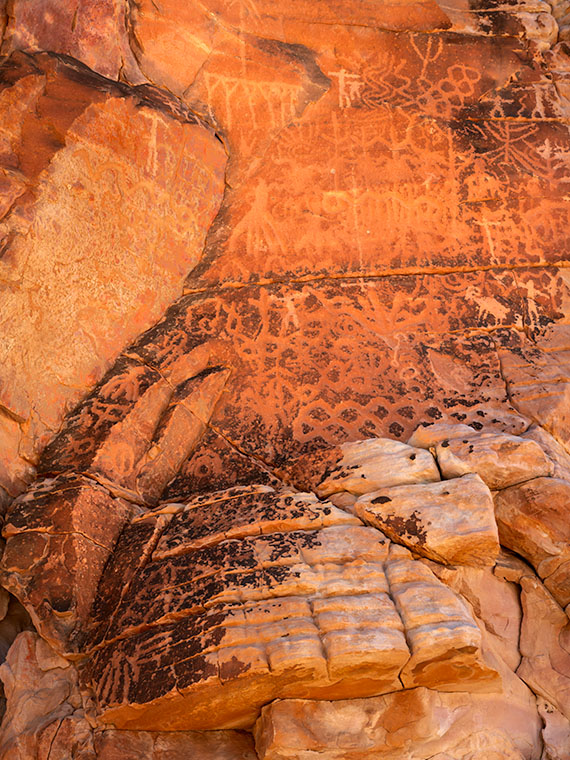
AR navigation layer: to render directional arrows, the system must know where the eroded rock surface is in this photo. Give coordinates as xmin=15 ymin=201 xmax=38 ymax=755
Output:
xmin=254 ymin=683 xmax=542 ymax=760
xmin=1 ymin=0 xmax=570 ymax=757
xmin=77 ymin=489 xmax=496 ymax=731
xmin=355 ymin=474 xmax=499 ymax=567
xmin=0 ymin=51 xmax=226 ymax=501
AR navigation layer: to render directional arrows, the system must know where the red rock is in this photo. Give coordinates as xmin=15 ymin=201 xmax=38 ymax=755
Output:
xmin=0 ymin=52 xmax=226 ymax=499
xmin=435 ymin=432 xmax=553 ymax=489
xmin=494 ymin=477 xmax=570 ymax=609
xmin=2 ymin=0 xmax=141 ymax=81
xmin=10 ymin=0 xmax=568 ymax=491
xmin=0 ymin=632 xmax=95 ymax=760
xmin=0 ymin=0 xmax=569 ymax=755
xmin=538 ymin=698 xmax=570 ymax=760
xmin=497 ymin=325 xmax=570 ymax=450
xmin=94 ymin=728 xmax=258 ymax=760
xmin=254 ymin=680 xmax=541 ymax=760
xmin=522 ymin=423 xmax=570 ymax=481
xmin=63 ymin=480 xmax=496 ymax=731
xmin=79 ymin=488 xmax=413 ymax=730
xmin=0 ymin=475 xmax=135 ymax=652
xmin=517 ymin=576 xmax=570 ymax=720
xmin=407 ymin=422 xmax=476 ymax=449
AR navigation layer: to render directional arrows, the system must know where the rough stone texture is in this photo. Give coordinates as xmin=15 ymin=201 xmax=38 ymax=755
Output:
xmin=538 ymin=699 xmax=570 ymax=760
xmin=517 ymin=576 xmax=570 ymax=721
xmin=426 ymin=563 xmax=523 ymax=673
xmin=254 ymin=681 xmax=542 ymax=760
xmin=0 ymin=631 xmax=258 ymax=760
xmin=435 ymin=432 xmax=553 ymax=489
xmin=0 ymin=476 xmax=135 ymax=652
xmin=279 ymin=439 xmax=440 ymax=497
xmin=522 ymin=424 xmax=570 ymax=481
xmin=407 ymin=422 xmax=477 ymax=449
xmin=7 ymin=0 xmax=567 ymax=494
xmin=355 ymin=474 xmax=499 ymax=567
xmin=76 ymin=487 xmax=497 ymax=731
xmin=494 ymin=477 xmax=570 ymax=609
xmin=1 ymin=1 xmax=141 ymax=81
xmin=0 ymin=631 xmax=95 ymax=760
xmin=0 ymin=0 xmax=570 ymax=757
xmin=93 ymin=730 xmax=258 ymax=760
xmin=497 ymin=326 xmax=570 ymax=451
xmin=0 ymin=51 xmax=226 ymax=500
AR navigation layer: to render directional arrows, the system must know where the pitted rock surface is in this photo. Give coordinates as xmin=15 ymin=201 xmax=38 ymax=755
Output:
xmin=77 ymin=486 xmax=497 ymax=730
xmin=1 ymin=0 xmax=570 ymax=757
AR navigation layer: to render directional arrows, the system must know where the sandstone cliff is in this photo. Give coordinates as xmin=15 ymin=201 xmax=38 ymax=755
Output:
xmin=0 ymin=1 xmax=569 ymax=758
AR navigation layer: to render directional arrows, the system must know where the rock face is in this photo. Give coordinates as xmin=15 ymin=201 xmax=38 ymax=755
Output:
xmin=495 ymin=477 xmax=570 ymax=610
xmin=77 ymin=488 xmax=497 ymax=730
xmin=0 ymin=51 xmax=226 ymax=502
xmin=0 ymin=0 xmax=570 ymax=758
xmin=254 ymin=683 xmax=543 ymax=760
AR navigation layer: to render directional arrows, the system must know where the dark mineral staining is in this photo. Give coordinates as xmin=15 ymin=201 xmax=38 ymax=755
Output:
xmin=381 ymin=511 xmax=427 ymax=546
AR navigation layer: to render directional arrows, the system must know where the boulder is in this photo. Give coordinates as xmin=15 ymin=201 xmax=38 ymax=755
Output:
xmin=537 ymin=699 xmax=570 ymax=760
xmin=517 ymin=576 xmax=570 ymax=721
xmin=355 ymin=473 xmax=499 ymax=567
xmin=254 ymin=681 xmax=541 ymax=760
xmin=427 ymin=563 xmax=522 ymax=672
xmin=282 ymin=439 xmax=440 ymax=498
xmin=0 ymin=632 xmax=94 ymax=760
xmin=494 ymin=477 xmax=570 ymax=609
xmin=435 ymin=433 xmax=553 ymax=489
xmin=76 ymin=485 xmax=496 ymax=730
xmin=385 ymin=545 xmax=499 ymax=693
xmin=0 ymin=476 xmax=135 ymax=652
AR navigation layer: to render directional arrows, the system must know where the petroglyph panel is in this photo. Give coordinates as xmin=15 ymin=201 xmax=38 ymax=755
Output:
xmin=78 ymin=486 xmax=496 ymax=730
xmin=0 ymin=53 xmax=226 ymax=498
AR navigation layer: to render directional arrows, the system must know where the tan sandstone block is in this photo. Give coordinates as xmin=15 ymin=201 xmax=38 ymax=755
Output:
xmin=356 ymin=473 xmax=499 ymax=567
xmin=316 ymin=439 xmax=440 ymax=497
xmin=494 ymin=477 xmax=570 ymax=608
xmin=407 ymin=422 xmax=477 ymax=449
xmin=522 ymin=424 xmax=570 ymax=482
xmin=254 ymin=680 xmax=541 ymax=760
xmin=435 ymin=432 xmax=553 ymax=489
xmin=386 ymin=548 xmax=500 ymax=692
xmin=517 ymin=576 xmax=570 ymax=721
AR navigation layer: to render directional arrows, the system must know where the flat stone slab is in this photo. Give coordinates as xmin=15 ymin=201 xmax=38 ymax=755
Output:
xmin=435 ymin=433 xmax=553 ymax=489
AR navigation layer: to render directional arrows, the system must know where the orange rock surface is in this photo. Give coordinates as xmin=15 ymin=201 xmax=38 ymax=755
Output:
xmin=0 ymin=0 xmax=569 ymax=757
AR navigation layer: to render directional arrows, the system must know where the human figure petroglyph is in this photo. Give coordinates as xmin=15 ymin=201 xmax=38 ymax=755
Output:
xmin=328 ymin=69 xmax=364 ymax=108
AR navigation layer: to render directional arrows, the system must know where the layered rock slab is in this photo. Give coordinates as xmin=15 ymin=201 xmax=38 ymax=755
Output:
xmin=254 ymin=681 xmax=542 ymax=760
xmin=0 ymin=475 xmax=135 ymax=651
xmin=0 ymin=51 xmax=226 ymax=499
xmin=356 ymin=474 xmax=500 ymax=567
xmin=77 ymin=486 xmax=497 ymax=730
xmin=280 ymin=438 xmax=440 ymax=497
xmin=434 ymin=432 xmax=553 ymax=489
